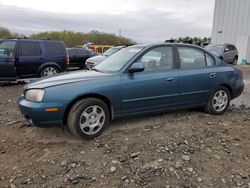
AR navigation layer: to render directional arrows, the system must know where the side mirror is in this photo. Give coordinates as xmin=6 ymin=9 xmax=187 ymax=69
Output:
xmin=224 ymin=48 xmax=229 ymax=52
xmin=128 ymin=63 xmax=145 ymax=73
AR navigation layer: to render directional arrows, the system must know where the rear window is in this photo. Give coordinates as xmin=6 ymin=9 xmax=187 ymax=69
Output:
xmin=45 ymin=41 xmax=66 ymax=56
xmin=19 ymin=41 xmax=42 ymax=56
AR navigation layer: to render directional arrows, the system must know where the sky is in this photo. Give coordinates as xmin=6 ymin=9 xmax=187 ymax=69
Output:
xmin=0 ymin=0 xmax=215 ymax=43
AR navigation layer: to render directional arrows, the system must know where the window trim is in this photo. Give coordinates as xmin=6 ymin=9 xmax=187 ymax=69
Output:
xmin=124 ymin=44 xmax=176 ymax=73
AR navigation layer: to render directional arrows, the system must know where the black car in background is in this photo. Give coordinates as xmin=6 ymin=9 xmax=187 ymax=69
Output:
xmin=0 ymin=38 xmax=68 ymax=81
xmin=66 ymin=48 xmax=94 ymax=69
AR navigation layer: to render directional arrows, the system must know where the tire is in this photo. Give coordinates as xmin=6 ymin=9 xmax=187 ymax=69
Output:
xmin=233 ymin=57 xmax=237 ymax=65
xmin=40 ymin=66 xmax=59 ymax=77
xmin=67 ymin=98 xmax=110 ymax=139
xmin=204 ymin=86 xmax=231 ymax=115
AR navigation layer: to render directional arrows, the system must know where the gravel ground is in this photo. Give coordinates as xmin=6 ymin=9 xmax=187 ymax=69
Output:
xmin=0 ymin=66 xmax=250 ymax=188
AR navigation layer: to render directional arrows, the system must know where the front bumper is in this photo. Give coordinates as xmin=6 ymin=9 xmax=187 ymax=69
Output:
xmin=18 ymin=96 xmax=68 ymax=127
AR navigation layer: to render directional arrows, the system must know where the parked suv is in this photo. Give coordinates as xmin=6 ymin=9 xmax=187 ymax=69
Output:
xmin=205 ymin=43 xmax=238 ymax=65
xmin=0 ymin=38 xmax=68 ymax=81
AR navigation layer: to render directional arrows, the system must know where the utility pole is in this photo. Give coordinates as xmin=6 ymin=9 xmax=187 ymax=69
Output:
xmin=119 ymin=29 xmax=122 ymax=45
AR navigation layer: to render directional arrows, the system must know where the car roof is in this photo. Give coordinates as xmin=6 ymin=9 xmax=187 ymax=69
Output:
xmin=67 ymin=48 xmax=88 ymax=50
xmin=126 ymin=43 xmax=205 ymax=50
xmin=209 ymin=43 xmax=235 ymax=46
xmin=0 ymin=38 xmax=63 ymax=42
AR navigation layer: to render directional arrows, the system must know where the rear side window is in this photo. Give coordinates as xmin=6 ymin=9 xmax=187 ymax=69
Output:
xmin=228 ymin=45 xmax=236 ymax=50
xmin=178 ymin=47 xmax=206 ymax=69
xmin=45 ymin=41 xmax=66 ymax=56
xmin=19 ymin=41 xmax=42 ymax=56
xmin=205 ymin=54 xmax=215 ymax=66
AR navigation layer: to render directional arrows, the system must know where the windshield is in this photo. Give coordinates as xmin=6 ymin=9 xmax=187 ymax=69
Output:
xmin=103 ymin=47 xmax=120 ymax=56
xmin=94 ymin=47 xmax=142 ymax=73
xmin=205 ymin=44 xmax=224 ymax=52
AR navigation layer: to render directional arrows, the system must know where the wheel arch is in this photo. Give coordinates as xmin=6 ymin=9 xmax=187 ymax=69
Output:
xmin=38 ymin=62 xmax=62 ymax=75
xmin=219 ymin=84 xmax=233 ymax=98
xmin=63 ymin=93 xmax=113 ymax=125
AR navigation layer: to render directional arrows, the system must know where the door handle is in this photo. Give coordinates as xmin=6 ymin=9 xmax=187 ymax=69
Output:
xmin=210 ymin=73 xmax=216 ymax=78
xmin=166 ymin=77 xmax=175 ymax=81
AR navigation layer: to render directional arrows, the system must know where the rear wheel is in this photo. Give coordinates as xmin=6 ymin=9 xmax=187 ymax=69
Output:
xmin=205 ymin=86 xmax=231 ymax=115
xmin=233 ymin=57 xmax=237 ymax=65
xmin=40 ymin=66 xmax=59 ymax=77
xmin=67 ymin=98 xmax=110 ymax=139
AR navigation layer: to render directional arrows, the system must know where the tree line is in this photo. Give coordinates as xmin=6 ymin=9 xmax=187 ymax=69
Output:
xmin=166 ymin=36 xmax=211 ymax=46
xmin=1 ymin=26 xmax=212 ymax=47
xmin=0 ymin=27 xmax=136 ymax=47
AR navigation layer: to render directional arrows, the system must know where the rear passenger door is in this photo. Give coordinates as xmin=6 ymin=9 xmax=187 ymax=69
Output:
xmin=177 ymin=46 xmax=217 ymax=106
xmin=17 ymin=41 xmax=44 ymax=77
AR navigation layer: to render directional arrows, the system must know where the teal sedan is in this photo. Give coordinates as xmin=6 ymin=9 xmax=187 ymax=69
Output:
xmin=19 ymin=43 xmax=244 ymax=139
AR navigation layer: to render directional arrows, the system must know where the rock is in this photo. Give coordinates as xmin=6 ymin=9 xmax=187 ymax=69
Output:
xmin=71 ymin=163 xmax=77 ymax=168
xmin=182 ymin=155 xmax=191 ymax=161
xmin=61 ymin=160 xmax=68 ymax=166
xmin=131 ymin=152 xmax=141 ymax=158
xmin=10 ymin=184 xmax=16 ymax=188
xmin=175 ymin=161 xmax=182 ymax=169
xmin=197 ymin=177 xmax=202 ymax=182
xmin=187 ymin=167 xmax=193 ymax=172
xmin=119 ymin=156 xmax=127 ymax=163
xmin=221 ymin=178 xmax=226 ymax=184
xmin=110 ymin=166 xmax=116 ymax=173
xmin=121 ymin=176 xmax=127 ymax=181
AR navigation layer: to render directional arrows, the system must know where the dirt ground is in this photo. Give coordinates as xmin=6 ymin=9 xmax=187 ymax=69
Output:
xmin=0 ymin=66 xmax=250 ymax=188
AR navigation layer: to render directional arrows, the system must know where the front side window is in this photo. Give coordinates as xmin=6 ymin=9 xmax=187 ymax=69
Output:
xmin=136 ymin=47 xmax=173 ymax=72
xmin=178 ymin=47 xmax=206 ymax=69
xmin=19 ymin=41 xmax=42 ymax=56
xmin=0 ymin=41 xmax=16 ymax=58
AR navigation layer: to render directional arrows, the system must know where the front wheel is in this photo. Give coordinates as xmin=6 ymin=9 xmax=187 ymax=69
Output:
xmin=67 ymin=98 xmax=110 ymax=139
xmin=40 ymin=66 xmax=59 ymax=77
xmin=205 ymin=86 xmax=231 ymax=115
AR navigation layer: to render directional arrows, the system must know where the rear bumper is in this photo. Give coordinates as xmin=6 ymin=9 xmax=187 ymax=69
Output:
xmin=18 ymin=96 xmax=68 ymax=127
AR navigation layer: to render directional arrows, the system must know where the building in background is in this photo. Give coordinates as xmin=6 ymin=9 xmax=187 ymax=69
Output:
xmin=211 ymin=0 xmax=250 ymax=64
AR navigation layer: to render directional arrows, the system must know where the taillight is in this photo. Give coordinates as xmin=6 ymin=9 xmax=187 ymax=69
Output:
xmin=66 ymin=54 xmax=69 ymax=65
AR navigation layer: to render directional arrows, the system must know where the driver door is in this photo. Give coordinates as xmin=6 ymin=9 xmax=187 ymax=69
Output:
xmin=120 ymin=46 xmax=179 ymax=116
xmin=0 ymin=40 xmax=16 ymax=78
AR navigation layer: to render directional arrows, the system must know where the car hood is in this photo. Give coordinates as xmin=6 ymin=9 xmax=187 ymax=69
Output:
xmin=87 ymin=55 xmax=107 ymax=63
xmin=26 ymin=70 xmax=111 ymax=89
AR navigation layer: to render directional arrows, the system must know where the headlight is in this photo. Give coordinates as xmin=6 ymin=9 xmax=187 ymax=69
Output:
xmin=25 ymin=89 xmax=45 ymax=102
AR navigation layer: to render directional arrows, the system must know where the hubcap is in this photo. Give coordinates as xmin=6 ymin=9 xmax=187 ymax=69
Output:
xmin=43 ymin=67 xmax=57 ymax=76
xmin=212 ymin=90 xmax=228 ymax=112
xmin=79 ymin=105 xmax=105 ymax=135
